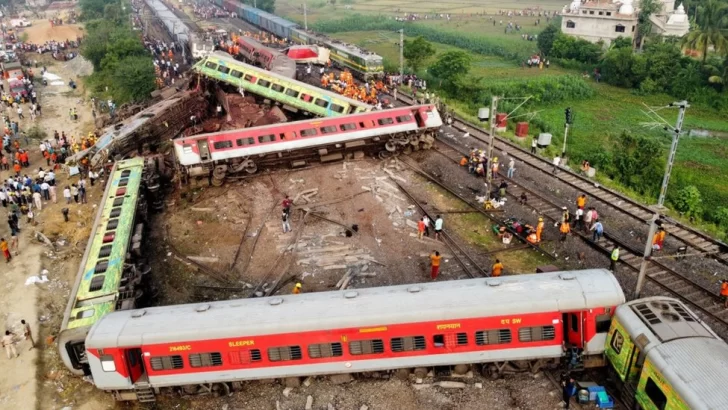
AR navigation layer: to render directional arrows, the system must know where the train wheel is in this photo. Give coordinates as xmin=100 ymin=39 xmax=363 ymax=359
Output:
xmin=211 ymin=177 xmax=224 ymax=187
xmin=244 ymin=161 xmax=258 ymax=174
xmin=379 ymin=150 xmax=393 ymax=160
xmin=385 ymin=140 xmax=397 ymax=152
xmin=213 ymin=165 xmax=227 ymax=180
xmin=402 ymin=146 xmax=413 ymax=155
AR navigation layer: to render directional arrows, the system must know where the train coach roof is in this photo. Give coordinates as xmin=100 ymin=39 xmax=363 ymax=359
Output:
xmin=648 ymin=337 xmax=728 ymax=410
xmin=87 ymin=269 xmax=624 ymax=347
xmin=201 ymin=51 xmax=372 ymax=109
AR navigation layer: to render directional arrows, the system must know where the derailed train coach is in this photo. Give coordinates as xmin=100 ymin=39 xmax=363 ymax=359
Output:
xmin=85 ymin=269 xmax=625 ymax=402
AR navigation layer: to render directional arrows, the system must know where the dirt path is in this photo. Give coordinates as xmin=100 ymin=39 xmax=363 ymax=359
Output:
xmin=0 ymin=17 xmax=96 ymax=410
xmin=0 ymin=241 xmax=42 ymax=409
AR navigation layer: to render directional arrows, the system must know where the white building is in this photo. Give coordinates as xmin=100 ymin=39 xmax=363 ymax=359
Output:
xmin=560 ymin=0 xmax=690 ymax=45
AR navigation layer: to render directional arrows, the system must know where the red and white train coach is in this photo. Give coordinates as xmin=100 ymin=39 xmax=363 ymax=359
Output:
xmin=173 ymin=104 xmax=442 ymax=184
xmin=86 ymin=269 xmax=625 ymax=401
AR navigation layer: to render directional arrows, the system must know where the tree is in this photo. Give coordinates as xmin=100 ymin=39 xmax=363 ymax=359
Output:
xmin=610 ymin=131 xmax=664 ymax=196
xmin=610 ymin=36 xmax=633 ymax=49
xmin=245 ymin=0 xmax=275 ymax=13
xmin=537 ymin=25 xmax=559 ymax=56
xmin=673 ymin=185 xmax=703 ymax=219
xmin=681 ymin=0 xmax=728 ymax=62
xmin=403 ymin=36 xmax=436 ymax=73
xmin=112 ymin=56 xmax=157 ymax=103
xmin=80 ymin=0 xmax=119 ymax=20
xmin=429 ymin=50 xmax=472 ymax=90
xmin=636 ymin=0 xmax=663 ymax=50
xmin=600 ymin=47 xmax=645 ymax=87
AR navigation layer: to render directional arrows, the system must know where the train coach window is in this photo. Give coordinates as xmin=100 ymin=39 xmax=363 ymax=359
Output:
xmin=271 ymin=84 xmax=285 ymax=93
xmin=100 ymin=355 xmax=116 ymax=372
xmin=121 ymin=170 xmax=131 ymax=177
xmin=285 ymin=89 xmax=300 ymax=98
xmin=258 ymin=134 xmax=275 ymax=143
xmin=518 ymin=326 xmax=556 ymax=342
xmin=340 ymin=123 xmax=357 ymax=131
xmin=268 ymin=346 xmax=303 ymax=362
xmin=314 ymin=98 xmax=329 ymax=108
xmin=330 ymin=104 xmax=345 ymax=114
xmin=213 ymin=141 xmax=233 ymax=149
xmin=257 ymin=79 xmax=271 ymax=88
xmin=118 ymin=178 xmax=129 ymax=187
xmin=189 ymin=352 xmax=223 ymax=368
xmin=320 ymin=126 xmax=337 ymax=134
xmin=204 ymin=61 xmax=218 ymax=70
xmin=349 ymin=339 xmax=385 ymax=355
xmin=300 ymin=93 xmax=313 ymax=102
xmin=244 ymin=74 xmax=256 ymax=83
xmin=391 ymin=336 xmax=426 ymax=352
xmin=98 ymin=245 xmax=112 ymax=258
xmin=106 ymin=219 xmax=119 ymax=230
xmin=110 ymin=207 xmax=122 ymax=218
xmin=150 ymin=355 xmax=184 ymax=371
xmin=396 ymin=115 xmax=413 ymax=123
xmin=360 ymin=120 xmax=374 ymax=128
xmin=308 ymin=342 xmax=343 ymax=359
xmin=95 ymin=260 xmax=109 ymax=274
xmin=645 ymin=378 xmax=668 ymax=410
xmin=475 ymin=329 xmax=512 ymax=345
xmin=217 ymin=65 xmax=231 ymax=75
xmin=89 ymin=275 xmax=105 ymax=292
xmin=112 ymin=197 xmax=124 ymax=207
xmin=610 ymin=330 xmax=624 ymax=354
xmin=230 ymin=70 xmax=243 ymax=79
xmin=236 ymin=137 xmax=255 ymax=146
xmin=75 ymin=309 xmax=94 ymax=320
xmin=229 ymin=349 xmax=262 ymax=365
xmin=377 ymin=118 xmax=394 ymax=126
xmin=300 ymin=128 xmax=317 ymax=137
xmin=596 ymin=314 xmax=611 ymax=333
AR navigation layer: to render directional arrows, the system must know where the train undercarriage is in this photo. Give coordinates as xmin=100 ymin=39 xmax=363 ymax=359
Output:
xmin=112 ymin=356 xmax=571 ymax=402
xmin=182 ymin=129 xmax=437 ymax=186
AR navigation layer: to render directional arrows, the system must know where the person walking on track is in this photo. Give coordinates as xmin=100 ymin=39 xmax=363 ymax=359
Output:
xmin=721 ymin=280 xmax=728 ymax=308
xmin=430 ymin=251 xmax=442 ymax=280
xmin=610 ymin=246 xmax=620 ymax=272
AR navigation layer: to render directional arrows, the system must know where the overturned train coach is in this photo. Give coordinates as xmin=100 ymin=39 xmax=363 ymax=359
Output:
xmin=86 ymin=269 xmax=625 ymax=402
xmin=173 ymin=104 xmax=442 ymax=185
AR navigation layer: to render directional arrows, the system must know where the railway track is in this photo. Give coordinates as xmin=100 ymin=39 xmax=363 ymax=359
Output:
xmin=395 ymin=182 xmax=490 ymax=278
xmin=431 ymin=139 xmax=728 ymax=330
xmin=394 ymin=92 xmax=728 ymax=268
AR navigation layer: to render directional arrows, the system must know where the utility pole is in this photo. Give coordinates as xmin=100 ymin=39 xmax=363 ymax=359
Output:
xmin=562 ymin=107 xmax=572 ymax=158
xmin=254 ymin=0 xmax=257 ymax=8
xmin=304 ymin=2 xmax=308 ymax=30
xmin=634 ymin=100 xmax=689 ymax=298
xmin=399 ymin=29 xmax=404 ymax=82
xmin=485 ymin=96 xmax=499 ymax=199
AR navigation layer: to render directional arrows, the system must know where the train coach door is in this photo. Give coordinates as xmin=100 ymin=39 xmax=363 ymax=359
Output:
xmin=197 ymin=140 xmax=211 ymax=162
xmin=565 ymin=312 xmax=584 ymax=348
xmin=125 ymin=348 xmax=146 ymax=383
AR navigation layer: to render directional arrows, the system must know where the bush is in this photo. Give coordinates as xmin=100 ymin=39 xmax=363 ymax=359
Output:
xmin=714 ymin=207 xmax=728 ymax=228
xmin=672 ymin=185 xmax=703 ymax=219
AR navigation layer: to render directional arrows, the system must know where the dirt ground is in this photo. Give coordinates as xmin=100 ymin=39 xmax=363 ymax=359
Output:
xmin=0 ymin=16 xmax=102 ymax=410
xmin=20 ymin=19 xmax=84 ymax=44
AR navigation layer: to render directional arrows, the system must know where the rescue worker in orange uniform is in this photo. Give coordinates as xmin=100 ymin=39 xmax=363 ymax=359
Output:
xmin=721 ymin=280 xmax=728 ymax=308
xmin=652 ymin=227 xmax=666 ymax=251
xmin=559 ymin=220 xmax=571 ymax=242
xmin=536 ymin=217 xmax=544 ymax=243
xmin=576 ymin=194 xmax=587 ymax=210
xmin=491 ymin=259 xmax=504 ymax=277
xmin=292 ymin=282 xmax=302 ymax=294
